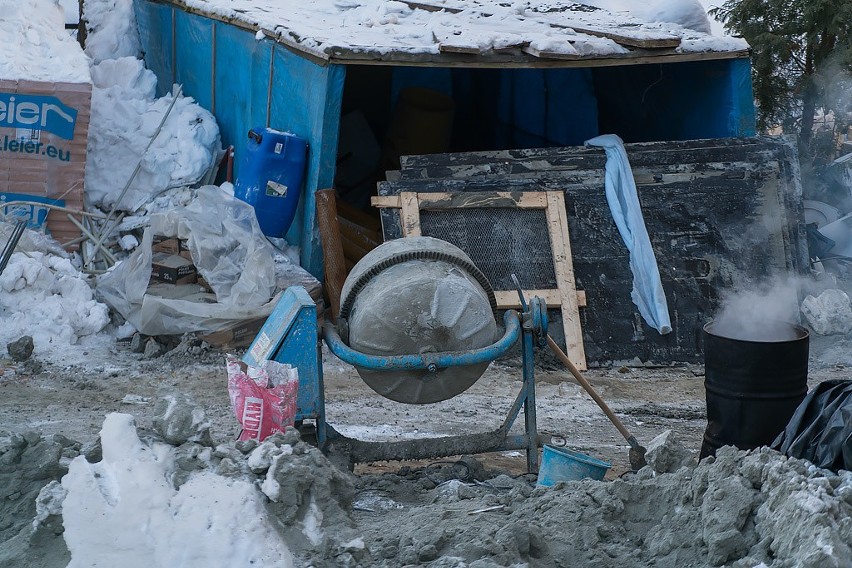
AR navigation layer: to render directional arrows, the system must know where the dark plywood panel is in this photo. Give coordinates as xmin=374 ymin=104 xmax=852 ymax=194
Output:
xmin=377 ymin=137 xmax=806 ymax=364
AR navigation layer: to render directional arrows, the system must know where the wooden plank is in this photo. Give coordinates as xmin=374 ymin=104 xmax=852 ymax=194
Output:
xmin=398 ymin=159 xmax=779 ymax=183
xmin=547 ymin=23 xmax=680 ymax=49
xmin=337 ymin=198 xmax=383 ymax=232
xmin=372 ymin=195 xmax=401 ymax=208
xmin=417 ymin=191 xmax=548 ymax=209
xmin=323 ymin=45 xmax=749 ymax=68
xmin=400 ymin=192 xmax=422 ymax=236
xmin=381 ymin=159 xmax=785 ymax=196
xmin=545 ymin=191 xmax=586 ymax=370
xmin=522 ymin=44 xmax=581 ymax=61
xmin=338 ymin=216 xmax=381 ymax=252
xmin=399 ymin=137 xmax=778 ymax=170
xmin=434 ymin=30 xmax=487 ymax=55
xmin=494 ymin=289 xmax=586 ymax=309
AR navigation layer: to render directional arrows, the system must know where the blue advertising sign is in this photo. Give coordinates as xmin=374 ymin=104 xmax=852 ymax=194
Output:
xmin=0 ymin=93 xmax=78 ymax=140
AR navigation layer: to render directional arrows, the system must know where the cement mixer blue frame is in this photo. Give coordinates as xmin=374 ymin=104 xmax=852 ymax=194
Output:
xmin=243 ymin=284 xmax=559 ymax=473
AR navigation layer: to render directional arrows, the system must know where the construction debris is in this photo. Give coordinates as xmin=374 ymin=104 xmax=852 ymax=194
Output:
xmin=1 ymin=401 xmax=850 ymax=568
xmin=6 ymin=336 xmax=34 ymax=362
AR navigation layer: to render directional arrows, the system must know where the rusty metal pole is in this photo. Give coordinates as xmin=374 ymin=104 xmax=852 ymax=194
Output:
xmin=316 ymin=189 xmax=347 ymax=322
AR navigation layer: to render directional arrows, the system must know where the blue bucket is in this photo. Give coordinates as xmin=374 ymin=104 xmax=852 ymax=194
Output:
xmin=537 ymin=445 xmax=611 ymax=487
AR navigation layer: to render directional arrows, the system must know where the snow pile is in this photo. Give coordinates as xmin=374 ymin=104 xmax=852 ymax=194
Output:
xmin=801 ymin=288 xmax=852 ymax=335
xmin=62 ymin=414 xmax=295 ymax=567
xmin=582 ymin=0 xmax=712 ymax=34
xmin=177 ymin=0 xmax=747 ymax=60
xmin=83 ymin=0 xmax=142 ymax=63
xmin=3 ymin=392 xmax=852 ymax=568
xmin=0 ymin=0 xmax=90 ymax=83
xmin=85 ymin=57 xmax=221 ymax=210
xmin=0 ymin=251 xmax=109 ymax=350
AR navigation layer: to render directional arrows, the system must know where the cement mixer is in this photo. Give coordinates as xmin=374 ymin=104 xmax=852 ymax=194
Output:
xmin=243 ymin=237 xmax=562 ymax=472
xmin=337 ymin=237 xmax=499 ymax=404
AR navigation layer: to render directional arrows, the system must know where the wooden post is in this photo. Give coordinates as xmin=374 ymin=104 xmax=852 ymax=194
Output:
xmin=316 ymin=189 xmax=346 ymax=322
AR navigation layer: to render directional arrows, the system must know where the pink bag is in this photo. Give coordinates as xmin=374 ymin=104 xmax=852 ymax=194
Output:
xmin=226 ymin=355 xmax=299 ymax=442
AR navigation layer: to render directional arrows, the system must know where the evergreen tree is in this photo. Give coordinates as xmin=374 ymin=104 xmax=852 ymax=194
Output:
xmin=711 ymin=0 xmax=852 ymax=158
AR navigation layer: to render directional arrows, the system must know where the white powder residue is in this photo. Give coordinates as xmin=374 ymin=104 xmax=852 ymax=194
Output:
xmin=0 ymin=0 xmax=90 ymax=83
xmin=62 ymin=413 xmax=295 ymax=568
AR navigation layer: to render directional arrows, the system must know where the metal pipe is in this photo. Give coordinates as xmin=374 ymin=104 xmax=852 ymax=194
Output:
xmin=66 ymin=215 xmax=117 ymax=265
xmin=0 ymin=220 xmax=27 ymax=276
xmin=323 ymin=310 xmax=520 ymax=371
xmin=87 ymin=85 xmax=183 ymax=269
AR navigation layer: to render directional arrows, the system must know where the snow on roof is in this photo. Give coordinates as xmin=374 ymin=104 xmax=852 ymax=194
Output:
xmin=0 ymin=0 xmax=90 ymax=83
xmin=170 ymin=0 xmax=749 ymax=65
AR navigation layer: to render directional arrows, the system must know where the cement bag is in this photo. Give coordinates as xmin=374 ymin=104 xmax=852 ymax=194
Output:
xmin=226 ymin=356 xmax=299 ymax=442
xmin=773 ymin=379 xmax=852 ymax=471
xmin=97 ymin=186 xmax=279 ymax=335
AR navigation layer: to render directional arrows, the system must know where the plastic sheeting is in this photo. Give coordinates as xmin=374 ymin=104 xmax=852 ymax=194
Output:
xmin=773 ymin=379 xmax=852 ymax=472
xmin=585 ymin=133 xmax=672 ymax=335
xmin=98 ymin=186 xmax=287 ymax=335
xmin=133 ymin=2 xmax=345 ymax=277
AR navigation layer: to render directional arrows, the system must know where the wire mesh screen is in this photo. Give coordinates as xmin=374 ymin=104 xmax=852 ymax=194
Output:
xmin=419 ymin=208 xmax=557 ymax=290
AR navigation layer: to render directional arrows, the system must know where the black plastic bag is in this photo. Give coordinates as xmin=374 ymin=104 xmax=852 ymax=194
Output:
xmin=773 ymin=379 xmax=852 ymax=471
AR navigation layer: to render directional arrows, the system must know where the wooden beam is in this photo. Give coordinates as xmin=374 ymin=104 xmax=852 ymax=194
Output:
xmin=494 ymin=289 xmax=586 ymax=309
xmin=417 ymin=191 xmax=548 ymax=209
xmin=545 ymin=191 xmax=586 ymax=370
xmin=399 ymin=192 xmax=422 ymax=237
xmin=324 ymin=48 xmax=749 ymax=68
xmin=372 ymin=195 xmax=402 ymax=208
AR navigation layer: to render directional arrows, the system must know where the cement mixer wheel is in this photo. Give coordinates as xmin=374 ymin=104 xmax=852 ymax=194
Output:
xmin=338 ymin=248 xmax=498 ymax=323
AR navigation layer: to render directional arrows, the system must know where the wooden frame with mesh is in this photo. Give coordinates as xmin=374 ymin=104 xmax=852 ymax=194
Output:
xmin=372 ymin=190 xmax=587 ymax=370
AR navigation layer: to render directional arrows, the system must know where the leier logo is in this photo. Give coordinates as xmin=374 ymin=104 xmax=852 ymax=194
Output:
xmin=0 ymin=93 xmax=77 ymax=140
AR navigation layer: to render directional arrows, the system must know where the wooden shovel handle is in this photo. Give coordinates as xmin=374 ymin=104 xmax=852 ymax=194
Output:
xmin=546 ymin=335 xmax=633 ymax=443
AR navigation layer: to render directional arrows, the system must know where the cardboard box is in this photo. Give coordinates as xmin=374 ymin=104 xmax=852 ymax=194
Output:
xmin=201 ymin=317 xmax=269 ymax=349
xmin=150 ymin=253 xmax=197 ymax=285
xmin=196 ymin=275 xmax=212 ymax=292
xmin=152 ymin=236 xmax=182 ymax=255
xmin=152 ymin=235 xmax=193 ymax=261
xmin=0 ymin=79 xmax=91 ymax=245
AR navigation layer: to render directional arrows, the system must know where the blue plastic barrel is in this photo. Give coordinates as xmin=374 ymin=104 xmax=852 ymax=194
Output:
xmin=234 ymin=127 xmax=308 ymax=238
xmin=536 ymin=445 xmax=610 ymax=486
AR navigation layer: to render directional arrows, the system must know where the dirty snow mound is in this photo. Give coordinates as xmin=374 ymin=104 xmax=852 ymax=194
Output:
xmin=354 ymin=446 xmax=852 ymax=567
xmin=0 ymin=431 xmax=75 ymax=567
xmin=83 ymin=0 xmax=142 ymax=63
xmin=85 ymin=57 xmax=221 ymax=211
xmin=0 ymin=251 xmax=109 ymax=352
xmin=0 ymin=0 xmax=90 ymax=83
xmin=62 ymin=413 xmax=295 ymax=568
xmin=634 ymin=0 xmax=712 ymax=34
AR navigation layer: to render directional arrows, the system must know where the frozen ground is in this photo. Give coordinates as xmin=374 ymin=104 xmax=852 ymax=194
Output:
xmin=1 ymin=339 xmax=850 ymax=567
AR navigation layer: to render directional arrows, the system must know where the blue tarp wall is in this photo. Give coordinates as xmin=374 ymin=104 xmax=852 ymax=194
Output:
xmin=135 ymin=2 xmax=344 ymax=277
xmin=135 ymin=0 xmax=755 ymax=279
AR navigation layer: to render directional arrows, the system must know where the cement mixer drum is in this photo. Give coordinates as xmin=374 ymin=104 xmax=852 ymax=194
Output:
xmin=339 ymin=237 xmax=499 ymax=404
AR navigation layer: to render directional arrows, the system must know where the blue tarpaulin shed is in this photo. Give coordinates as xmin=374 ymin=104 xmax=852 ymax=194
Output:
xmin=133 ymin=0 xmax=755 ymax=278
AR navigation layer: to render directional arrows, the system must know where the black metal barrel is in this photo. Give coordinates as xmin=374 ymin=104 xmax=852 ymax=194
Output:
xmin=700 ymin=321 xmax=809 ymax=459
